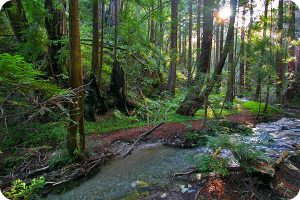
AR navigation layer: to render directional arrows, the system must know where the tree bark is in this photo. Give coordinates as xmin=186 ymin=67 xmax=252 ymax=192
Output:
xmin=215 ymin=0 xmax=225 ymax=92
xmin=177 ymin=0 xmax=237 ymax=116
xmin=215 ymin=24 xmax=220 ymax=66
xmin=110 ymin=0 xmax=126 ymax=109
xmin=226 ymin=36 xmax=235 ymax=103
xmin=187 ymin=0 xmax=193 ymax=86
xmin=99 ymin=0 xmax=105 ymax=82
xmin=167 ymin=0 xmax=178 ymax=95
xmin=286 ymin=2 xmax=297 ymax=100
xmin=150 ymin=0 xmax=155 ymax=43
xmin=245 ymin=0 xmax=253 ymax=91
xmin=255 ymin=0 xmax=269 ymax=101
xmin=159 ymin=0 xmax=164 ymax=51
xmin=239 ymin=6 xmax=245 ymax=94
xmin=45 ymin=0 xmax=67 ymax=80
xmin=85 ymin=0 xmax=104 ymax=121
xmin=275 ymin=0 xmax=284 ymax=103
xmin=195 ymin=0 xmax=214 ymax=77
xmin=67 ymin=0 xmax=85 ymax=159
xmin=196 ymin=0 xmax=202 ymax=72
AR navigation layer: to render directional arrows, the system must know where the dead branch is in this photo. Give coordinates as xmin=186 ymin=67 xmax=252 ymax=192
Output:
xmin=85 ymin=154 xmax=104 ymax=176
xmin=26 ymin=166 xmax=49 ymax=177
xmin=123 ymin=122 xmax=165 ymax=159
xmin=272 ymin=151 xmax=290 ymax=168
xmin=169 ymin=167 xmax=198 ymax=183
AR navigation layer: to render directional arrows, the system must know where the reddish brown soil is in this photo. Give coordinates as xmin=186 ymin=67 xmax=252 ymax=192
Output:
xmin=89 ymin=110 xmax=256 ymax=146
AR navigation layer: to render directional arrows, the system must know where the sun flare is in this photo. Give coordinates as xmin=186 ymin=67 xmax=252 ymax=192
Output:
xmin=215 ymin=5 xmax=232 ymax=24
xmin=219 ymin=6 xmax=232 ymax=20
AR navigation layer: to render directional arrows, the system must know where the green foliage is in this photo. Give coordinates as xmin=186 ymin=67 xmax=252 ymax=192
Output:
xmin=196 ymin=134 xmax=265 ymax=176
xmin=242 ymin=101 xmax=281 ymax=116
xmin=0 ymin=53 xmax=63 ymax=98
xmin=3 ymin=156 xmax=27 ymax=170
xmin=185 ymin=120 xmax=253 ymax=146
xmin=0 ymin=122 xmax=66 ymax=152
xmin=4 ymin=177 xmax=45 ymax=200
xmin=197 ymin=154 xmax=229 ymax=176
xmin=85 ymin=114 xmax=146 ymax=134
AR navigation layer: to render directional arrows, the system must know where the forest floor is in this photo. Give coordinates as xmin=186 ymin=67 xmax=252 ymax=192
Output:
xmin=86 ymin=109 xmax=299 ymax=200
xmin=82 ymin=109 xmax=300 ymax=200
xmin=91 ymin=110 xmax=256 ymax=150
xmin=1 ymin=107 xmax=299 ymax=200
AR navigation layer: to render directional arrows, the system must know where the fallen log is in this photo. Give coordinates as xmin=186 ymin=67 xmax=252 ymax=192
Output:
xmin=123 ymin=122 xmax=165 ymax=159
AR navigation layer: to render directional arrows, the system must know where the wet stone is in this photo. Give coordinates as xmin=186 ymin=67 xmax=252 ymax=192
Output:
xmin=251 ymin=118 xmax=300 ymax=159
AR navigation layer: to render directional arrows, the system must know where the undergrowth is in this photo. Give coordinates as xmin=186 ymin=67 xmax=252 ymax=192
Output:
xmin=196 ymin=135 xmax=266 ymax=176
xmin=185 ymin=120 xmax=253 ymax=146
xmin=4 ymin=177 xmax=45 ymax=200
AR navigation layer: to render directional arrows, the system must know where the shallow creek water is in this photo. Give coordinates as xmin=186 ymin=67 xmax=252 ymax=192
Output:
xmin=45 ymin=145 xmax=198 ymax=200
xmin=44 ymin=118 xmax=300 ymax=200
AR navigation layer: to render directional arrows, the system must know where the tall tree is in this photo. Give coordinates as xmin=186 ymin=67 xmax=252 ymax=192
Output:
xmin=254 ymin=0 xmax=269 ymax=101
xmin=150 ymin=0 xmax=155 ymax=43
xmin=110 ymin=0 xmax=126 ymax=109
xmin=196 ymin=0 xmax=214 ymax=77
xmin=245 ymin=0 xmax=253 ymax=91
xmin=275 ymin=0 xmax=284 ymax=102
xmin=67 ymin=0 xmax=85 ymax=159
xmin=286 ymin=1 xmax=297 ymax=100
xmin=167 ymin=0 xmax=178 ymax=95
xmin=196 ymin=0 xmax=202 ymax=74
xmin=99 ymin=0 xmax=105 ymax=82
xmin=85 ymin=0 xmax=105 ymax=121
xmin=187 ymin=0 xmax=193 ymax=85
xmin=239 ymin=6 xmax=246 ymax=94
xmin=215 ymin=0 xmax=225 ymax=93
xmin=45 ymin=0 xmax=67 ymax=80
xmin=226 ymin=35 xmax=235 ymax=103
xmin=159 ymin=0 xmax=164 ymax=52
xmin=177 ymin=0 xmax=237 ymax=116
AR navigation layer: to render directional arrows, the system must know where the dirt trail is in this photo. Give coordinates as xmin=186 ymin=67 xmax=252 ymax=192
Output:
xmin=90 ymin=110 xmax=256 ymax=146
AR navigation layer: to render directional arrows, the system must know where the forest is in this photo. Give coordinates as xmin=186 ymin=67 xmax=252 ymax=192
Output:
xmin=0 ymin=0 xmax=300 ymax=199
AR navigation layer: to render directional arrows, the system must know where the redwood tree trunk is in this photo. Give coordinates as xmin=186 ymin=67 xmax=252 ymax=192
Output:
xmin=167 ymin=0 xmax=178 ymax=95
xmin=275 ymin=0 xmax=284 ymax=103
xmin=45 ymin=0 xmax=67 ymax=80
xmin=245 ymin=0 xmax=253 ymax=91
xmin=196 ymin=0 xmax=202 ymax=71
xmin=196 ymin=0 xmax=214 ymax=77
xmin=85 ymin=0 xmax=102 ymax=121
xmin=110 ymin=0 xmax=126 ymax=109
xmin=67 ymin=0 xmax=85 ymax=159
xmin=215 ymin=0 xmax=225 ymax=92
xmin=286 ymin=2 xmax=297 ymax=100
xmin=226 ymin=38 xmax=235 ymax=103
xmin=99 ymin=0 xmax=105 ymax=82
xmin=177 ymin=0 xmax=237 ymax=116
xmin=255 ymin=0 xmax=269 ymax=101
xmin=187 ymin=0 xmax=193 ymax=86
xmin=239 ymin=6 xmax=246 ymax=94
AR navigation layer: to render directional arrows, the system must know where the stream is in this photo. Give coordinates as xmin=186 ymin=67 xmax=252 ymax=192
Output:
xmin=44 ymin=118 xmax=300 ymax=200
xmin=45 ymin=145 xmax=198 ymax=200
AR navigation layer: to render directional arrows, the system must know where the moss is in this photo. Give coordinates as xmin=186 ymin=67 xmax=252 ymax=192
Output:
xmin=85 ymin=117 xmax=146 ymax=135
xmin=241 ymin=101 xmax=281 ymax=116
